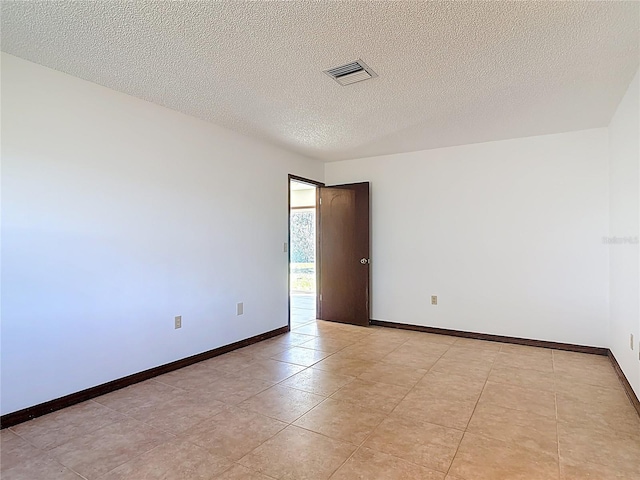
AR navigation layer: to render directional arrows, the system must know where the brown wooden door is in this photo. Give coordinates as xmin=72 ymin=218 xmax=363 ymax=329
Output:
xmin=318 ymin=182 xmax=370 ymax=326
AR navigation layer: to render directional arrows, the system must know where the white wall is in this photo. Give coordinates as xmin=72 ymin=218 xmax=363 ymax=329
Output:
xmin=0 ymin=53 xmax=323 ymax=415
xmin=608 ymin=68 xmax=640 ymax=398
xmin=326 ymin=129 xmax=610 ymax=347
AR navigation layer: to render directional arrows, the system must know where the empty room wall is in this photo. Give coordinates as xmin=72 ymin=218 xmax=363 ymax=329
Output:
xmin=325 ymin=129 xmax=610 ymax=347
xmin=1 ymin=53 xmax=323 ymax=415
xmin=608 ymin=68 xmax=640 ymax=397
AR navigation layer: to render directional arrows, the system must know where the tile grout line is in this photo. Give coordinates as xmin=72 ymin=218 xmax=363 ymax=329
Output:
xmin=1 ymin=432 xmax=91 ymax=480
xmin=8 ymin=397 xmax=165 ymax=480
xmin=67 ymin=398 xmax=186 ymax=480
xmin=239 ymin=326 xmax=384 ymax=478
xmin=91 ymin=441 xmax=172 ymax=479
xmin=8 ymin=321 xmax=631 ymax=479
xmin=224 ymin=462 xmax=280 ymax=480
xmin=221 ymin=325 xmax=366 ymax=478
xmin=235 ymin=342 xmax=359 ymax=478
xmin=319 ymin=335 xmax=423 ymax=479
xmin=443 ymin=342 xmax=502 ymax=479
xmin=326 ymin=336 xmax=457 ymax=478
xmin=85 ymin=366 xmax=285 ymax=479
xmin=228 ymin=325 xmax=376 ymax=419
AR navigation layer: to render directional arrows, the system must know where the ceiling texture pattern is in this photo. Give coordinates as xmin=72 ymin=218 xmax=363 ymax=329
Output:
xmin=1 ymin=1 xmax=638 ymax=161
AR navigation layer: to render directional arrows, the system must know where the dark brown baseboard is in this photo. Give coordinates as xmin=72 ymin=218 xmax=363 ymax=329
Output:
xmin=0 ymin=325 xmax=289 ymax=429
xmin=370 ymin=319 xmax=609 ymax=355
xmin=608 ymin=351 xmax=640 ymax=419
xmin=370 ymin=319 xmax=640 ymax=419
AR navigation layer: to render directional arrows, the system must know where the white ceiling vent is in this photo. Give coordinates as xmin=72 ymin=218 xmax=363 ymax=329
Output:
xmin=324 ymin=60 xmax=377 ymax=86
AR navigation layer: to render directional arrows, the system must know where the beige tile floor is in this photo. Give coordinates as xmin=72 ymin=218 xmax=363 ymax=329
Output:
xmin=2 ymin=318 xmax=640 ymax=480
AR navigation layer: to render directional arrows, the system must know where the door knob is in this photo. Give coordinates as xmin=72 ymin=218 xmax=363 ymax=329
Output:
xmin=360 ymin=258 xmax=369 ymax=264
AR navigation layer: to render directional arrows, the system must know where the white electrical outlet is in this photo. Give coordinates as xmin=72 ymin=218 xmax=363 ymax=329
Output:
xmin=237 ymin=302 xmax=244 ymax=316
xmin=431 ymin=295 xmax=438 ymax=306
xmin=174 ymin=316 xmax=182 ymax=329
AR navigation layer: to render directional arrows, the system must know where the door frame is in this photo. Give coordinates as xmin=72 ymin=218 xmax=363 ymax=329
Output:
xmin=288 ymin=174 xmax=324 ymax=330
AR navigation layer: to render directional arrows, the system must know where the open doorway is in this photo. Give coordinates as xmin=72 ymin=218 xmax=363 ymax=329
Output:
xmin=288 ymin=175 xmax=370 ymax=328
xmin=289 ymin=177 xmax=319 ymax=327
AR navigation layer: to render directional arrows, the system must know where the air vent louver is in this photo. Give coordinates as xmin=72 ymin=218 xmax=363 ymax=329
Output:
xmin=324 ymin=59 xmax=377 ymax=86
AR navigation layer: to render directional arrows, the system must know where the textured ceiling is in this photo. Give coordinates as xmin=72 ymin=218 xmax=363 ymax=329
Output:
xmin=1 ymin=1 xmax=638 ymax=162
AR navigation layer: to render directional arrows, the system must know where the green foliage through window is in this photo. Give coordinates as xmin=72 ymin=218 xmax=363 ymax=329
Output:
xmin=290 ymin=210 xmax=315 ymax=263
